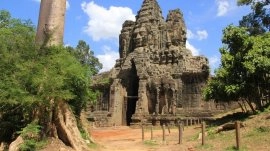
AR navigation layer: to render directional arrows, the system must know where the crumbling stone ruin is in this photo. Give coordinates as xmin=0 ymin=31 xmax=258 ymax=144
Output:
xmin=90 ymin=0 xmax=234 ymax=127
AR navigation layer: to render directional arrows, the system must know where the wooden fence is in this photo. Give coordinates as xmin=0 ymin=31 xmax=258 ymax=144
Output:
xmin=141 ymin=121 xmax=241 ymax=149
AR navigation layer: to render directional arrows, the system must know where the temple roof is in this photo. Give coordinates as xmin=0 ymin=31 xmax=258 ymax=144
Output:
xmin=136 ymin=0 xmax=164 ymax=24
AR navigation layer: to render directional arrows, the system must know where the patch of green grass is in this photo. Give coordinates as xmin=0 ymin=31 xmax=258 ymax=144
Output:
xmin=206 ymin=127 xmax=219 ymax=139
xmin=196 ymin=144 xmax=213 ymax=150
xmin=143 ymin=140 xmax=158 ymax=146
xmin=80 ymin=128 xmax=89 ymax=140
xmin=255 ymin=126 xmax=270 ymax=133
xmin=225 ymin=146 xmax=248 ymax=151
xmin=88 ymin=142 xmax=99 ymax=149
xmin=263 ymin=105 xmax=270 ymax=112
xmin=245 ymin=126 xmax=270 ymax=138
xmin=188 ymin=132 xmax=200 ymax=141
xmin=244 ymin=130 xmax=256 ymax=138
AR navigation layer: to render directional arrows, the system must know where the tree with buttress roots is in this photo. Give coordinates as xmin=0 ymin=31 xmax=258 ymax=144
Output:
xmin=0 ymin=10 xmax=101 ymax=150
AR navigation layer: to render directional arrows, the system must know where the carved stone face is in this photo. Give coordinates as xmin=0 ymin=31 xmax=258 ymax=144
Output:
xmin=166 ymin=41 xmax=172 ymax=48
xmin=172 ymin=38 xmax=181 ymax=46
xmin=134 ymin=26 xmax=147 ymax=47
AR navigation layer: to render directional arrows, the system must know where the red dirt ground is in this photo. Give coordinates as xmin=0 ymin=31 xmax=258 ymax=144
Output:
xmin=90 ymin=125 xmax=201 ymax=151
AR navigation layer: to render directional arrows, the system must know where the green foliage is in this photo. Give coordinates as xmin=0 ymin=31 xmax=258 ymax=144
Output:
xmin=0 ymin=10 xmax=100 ymax=142
xmin=0 ymin=10 xmax=37 ymax=142
xmin=263 ymin=105 xmax=270 ymax=112
xmin=206 ymin=127 xmax=218 ymax=139
xmin=203 ymin=24 xmax=269 ymax=110
xmin=67 ymin=40 xmax=102 ymax=75
xmin=204 ymin=25 xmax=253 ymax=102
xmin=18 ymin=122 xmax=41 ymax=140
xmin=244 ymin=33 xmax=270 ymax=73
xmin=237 ymin=0 xmax=270 ymax=35
xmin=66 ymin=40 xmax=103 ymax=115
xmin=18 ymin=122 xmax=46 ymax=151
xmin=77 ymin=120 xmax=90 ymax=140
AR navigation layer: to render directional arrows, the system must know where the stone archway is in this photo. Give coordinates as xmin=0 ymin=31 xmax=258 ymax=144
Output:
xmin=126 ymin=60 xmax=139 ymax=126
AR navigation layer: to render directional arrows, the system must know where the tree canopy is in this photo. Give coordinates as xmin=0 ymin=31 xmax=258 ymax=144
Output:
xmin=203 ymin=1 xmax=270 ymax=112
xmin=67 ymin=40 xmax=102 ymax=76
xmin=238 ymin=0 xmax=270 ymax=35
xmin=0 ymin=10 xmax=102 ymax=145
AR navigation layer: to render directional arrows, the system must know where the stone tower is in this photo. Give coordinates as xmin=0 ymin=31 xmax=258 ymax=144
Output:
xmin=90 ymin=0 xmax=214 ymax=127
xmin=36 ymin=0 xmax=66 ymax=46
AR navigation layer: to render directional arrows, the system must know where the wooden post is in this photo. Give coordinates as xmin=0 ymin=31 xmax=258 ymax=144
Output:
xmin=142 ymin=124 xmax=144 ymax=141
xmin=162 ymin=124 xmax=165 ymax=142
xmin=235 ymin=121 xmax=241 ymax=150
xmin=202 ymin=121 xmax=206 ymax=145
xmin=178 ymin=123 xmax=183 ymax=144
xmin=151 ymin=125 xmax=153 ymax=140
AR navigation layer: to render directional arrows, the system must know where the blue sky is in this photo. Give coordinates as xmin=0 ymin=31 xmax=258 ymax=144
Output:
xmin=0 ymin=0 xmax=250 ymax=73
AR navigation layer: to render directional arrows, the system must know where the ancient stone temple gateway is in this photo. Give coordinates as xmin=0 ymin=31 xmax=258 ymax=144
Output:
xmin=90 ymin=0 xmax=227 ymax=127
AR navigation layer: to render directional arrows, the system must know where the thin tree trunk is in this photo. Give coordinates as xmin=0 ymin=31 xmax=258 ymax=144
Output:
xmin=246 ymin=99 xmax=256 ymax=114
xmin=238 ymin=101 xmax=246 ymax=113
xmin=242 ymin=99 xmax=248 ymax=112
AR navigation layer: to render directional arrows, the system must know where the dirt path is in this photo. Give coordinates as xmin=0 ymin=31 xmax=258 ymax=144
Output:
xmin=91 ymin=126 xmax=201 ymax=151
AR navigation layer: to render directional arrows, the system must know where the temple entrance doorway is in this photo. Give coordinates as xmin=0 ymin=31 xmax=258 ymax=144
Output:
xmin=126 ymin=60 xmax=139 ymax=126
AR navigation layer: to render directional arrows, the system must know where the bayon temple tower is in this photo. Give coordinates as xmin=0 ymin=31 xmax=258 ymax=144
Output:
xmin=91 ymin=0 xmax=218 ymax=126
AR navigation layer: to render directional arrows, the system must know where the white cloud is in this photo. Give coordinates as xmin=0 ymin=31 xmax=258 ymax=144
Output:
xmin=254 ymin=0 xmax=265 ymax=2
xmin=186 ymin=41 xmax=200 ymax=56
xmin=81 ymin=1 xmax=135 ymax=41
xmin=216 ymin=0 xmax=230 ymax=17
xmin=64 ymin=43 xmax=70 ymax=47
xmin=209 ymin=55 xmax=221 ymax=74
xmin=97 ymin=46 xmax=119 ymax=72
xmin=197 ymin=30 xmax=208 ymax=40
xmin=33 ymin=0 xmax=70 ymax=10
xmin=187 ymin=29 xmax=195 ymax=39
xmin=66 ymin=1 xmax=70 ymax=10
xmin=187 ymin=29 xmax=208 ymax=40
xmin=209 ymin=56 xmax=219 ymax=66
